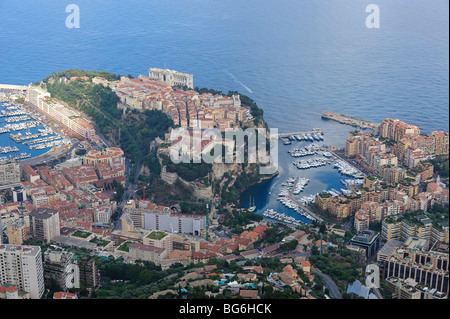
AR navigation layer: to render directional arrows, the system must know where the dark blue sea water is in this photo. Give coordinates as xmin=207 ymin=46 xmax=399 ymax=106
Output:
xmin=0 ymin=0 xmax=448 ymax=220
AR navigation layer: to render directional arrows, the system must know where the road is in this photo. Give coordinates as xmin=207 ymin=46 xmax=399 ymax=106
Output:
xmin=311 ymin=267 xmax=343 ymax=299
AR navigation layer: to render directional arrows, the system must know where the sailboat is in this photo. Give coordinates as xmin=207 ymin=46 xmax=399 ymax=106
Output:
xmin=248 ymin=196 xmax=256 ymax=212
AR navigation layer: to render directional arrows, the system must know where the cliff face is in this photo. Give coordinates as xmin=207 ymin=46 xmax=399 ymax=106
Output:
xmin=211 ymin=123 xmax=278 ymax=205
xmin=158 ymin=94 xmax=277 ymax=205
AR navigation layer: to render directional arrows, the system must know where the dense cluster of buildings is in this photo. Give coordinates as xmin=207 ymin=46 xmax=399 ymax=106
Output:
xmin=315 ymin=175 xmax=448 ymax=219
xmin=92 ymin=67 xmax=251 ymax=131
xmin=331 ymin=118 xmax=449 ymax=299
xmin=345 ymin=118 xmax=448 ymax=175
xmin=0 ymin=146 xmax=125 ymax=299
xmin=0 ymin=147 xmax=126 ymax=250
xmin=317 ymin=117 xmax=448 ymax=227
xmin=375 ymin=235 xmax=449 ymax=299
xmin=117 ymin=200 xmax=273 ymax=268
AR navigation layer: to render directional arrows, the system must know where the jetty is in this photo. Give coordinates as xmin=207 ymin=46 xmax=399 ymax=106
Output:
xmin=321 ymin=111 xmax=379 ymax=133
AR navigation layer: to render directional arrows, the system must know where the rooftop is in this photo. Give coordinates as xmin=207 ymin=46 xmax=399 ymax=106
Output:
xmin=351 ymin=230 xmax=379 ymax=245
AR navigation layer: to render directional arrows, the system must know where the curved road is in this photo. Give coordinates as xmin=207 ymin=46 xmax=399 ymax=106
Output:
xmin=311 ymin=267 xmax=343 ymax=299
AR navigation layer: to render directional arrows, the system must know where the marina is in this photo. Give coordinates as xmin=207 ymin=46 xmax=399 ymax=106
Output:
xmin=293 ymin=157 xmax=329 ymax=169
xmin=333 ymin=159 xmax=365 ymax=178
xmin=0 ymin=100 xmax=67 ymax=162
xmin=3 ymin=115 xmax=30 ymax=123
xmin=263 ymin=209 xmax=304 ymax=226
xmin=275 ymin=177 xmax=316 ymax=222
xmin=242 ymin=126 xmax=368 ymax=225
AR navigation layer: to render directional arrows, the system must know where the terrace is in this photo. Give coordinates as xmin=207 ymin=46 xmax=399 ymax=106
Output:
xmin=147 ymin=231 xmax=167 ymax=240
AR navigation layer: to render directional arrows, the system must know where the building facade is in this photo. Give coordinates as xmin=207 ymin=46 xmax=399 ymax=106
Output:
xmin=0 ymin=244 xmax=45 ymax=299
xmin=29 ymin=208 xmax=61 ymax=243
xmin=0 ymin=161 xmax=20 ymax=186
xmin=26 ymin=86 xmax=96 ymax=140
xmin=43 ymin=249 xmax=80 ymax=291
xmin=383 ymin=248 xmax=449 ymax=296
xmin=348 ymin=230 xmax=381 ymax=258
xmin=148 ymin=67 xmax=194 ymax=89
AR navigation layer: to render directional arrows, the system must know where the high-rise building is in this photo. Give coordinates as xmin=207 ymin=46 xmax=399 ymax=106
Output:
xmin=7 ymin=222 xmax=27 ymax=245
xmin=77 ymin=256 xmax=99 ymax=289
xmin=29 ymin=208 xmax=60 ymax=243
xmin=0 ymin=244 xmax=45 ymax=299
xmin=383 ymin=248 xmax=448 ymax=297
xmin=380 ymin=118 xmax=420 ymax=142
xmin=430 ymin=131 xmax=449 ymax=156
xmin=43 ymin=249 xmax=80 ymax=291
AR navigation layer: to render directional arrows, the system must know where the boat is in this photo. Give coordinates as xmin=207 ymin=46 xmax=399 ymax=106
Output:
xmin=263 ymin=209 xmax=304 ymax=225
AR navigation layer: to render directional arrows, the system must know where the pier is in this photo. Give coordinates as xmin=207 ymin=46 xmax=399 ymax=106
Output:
xmin=286 ymin=195 xmax=323 ymax=222
xmin=321 ymin=111 xmax=380 ymax=133
xmin=0 ymin=84 xmax=28 ymax=93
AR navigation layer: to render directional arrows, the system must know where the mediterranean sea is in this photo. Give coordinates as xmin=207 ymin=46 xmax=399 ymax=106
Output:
xmin=0 ymin=0 xmax=448 ymax=220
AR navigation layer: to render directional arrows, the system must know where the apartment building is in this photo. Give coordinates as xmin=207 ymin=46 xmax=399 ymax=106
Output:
xmin=43 ymin=249 xmax=80 ymax=291
xmin=7 ymin=222 xmax=27 ymax=245
xmin=0 ymin=161 xmax=20 ymax=186
xmin=384 ymin=277 xmax=447 ymax=299
xmin=123 ymin=200 xmax=206 ymax=236
xmin=26 ymin=86 xmax=96 ymax=140
xmin=383 ymin=248 xmax=448 ymax=296
xmin=29 ymin=208 xmax=60 ymax=243
xmin=380 ymin=118 xmax=420 ymax=142
xmin=128 ymin=243 xmax=167 ymax=265
xmin=429 ymin=131 xmax=449 ymax=156
xmin=77 ymin=256 xmax=99 ymax=289
xmin=0 ymin=244 xmax=45 ymax=299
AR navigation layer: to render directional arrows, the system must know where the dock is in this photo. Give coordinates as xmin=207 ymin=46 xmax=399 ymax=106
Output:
xmin=286 ymin=195 xmax=323 ymax=222
xmin=321 ymin=111 xmax=379 ymax=132
xmin=275 ymin=128 xmax=323 ymax=139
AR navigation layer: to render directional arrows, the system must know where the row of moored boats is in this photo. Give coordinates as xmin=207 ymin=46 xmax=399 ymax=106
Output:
xmin=263 ymin=209 xmax=304 ymax=226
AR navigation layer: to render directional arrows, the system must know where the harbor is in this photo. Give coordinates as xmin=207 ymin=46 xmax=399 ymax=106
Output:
xmin=241 ymin=124 xmax=367 ymax=225
xmin=0 ymin=99 xmax=67 ymax=164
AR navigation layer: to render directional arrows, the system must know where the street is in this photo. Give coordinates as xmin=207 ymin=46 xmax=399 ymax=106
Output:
xmin=311 ymin=267 xmax=343 ymax=299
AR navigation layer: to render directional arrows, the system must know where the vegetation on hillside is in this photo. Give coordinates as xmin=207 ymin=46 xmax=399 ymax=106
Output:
xmin=44 ymin=70 xmax=173 ymax=183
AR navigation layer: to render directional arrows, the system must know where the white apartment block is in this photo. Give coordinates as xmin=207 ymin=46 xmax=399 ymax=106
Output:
xmin=26 ymin=85 xmax=50 ymax=106
xmin=26 ymin=86 xmax=95 ymax=140
xmin=123 ymin=207 xmax=206 ymax=236
xmin=0 ymin=244 xmax=45 ymax=299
